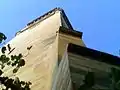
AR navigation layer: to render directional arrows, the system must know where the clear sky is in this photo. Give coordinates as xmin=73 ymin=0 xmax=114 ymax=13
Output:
xmin=0 ymin=0 xmax=120 ymax=56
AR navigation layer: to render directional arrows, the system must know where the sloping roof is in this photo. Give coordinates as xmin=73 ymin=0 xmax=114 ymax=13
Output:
xmin=16 ymin=7 xmax=74 ymax=36
xmin=27 ymin=7 xmax=73 ymax=30
xmin=68 ymin=43 xmax=120 ymax=67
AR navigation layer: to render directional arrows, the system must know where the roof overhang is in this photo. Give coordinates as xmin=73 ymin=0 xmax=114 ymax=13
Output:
xmin=68 ymin=43 xmax=120 ymax=67
xmin=59 ymin=26 xmax=83 ymax=39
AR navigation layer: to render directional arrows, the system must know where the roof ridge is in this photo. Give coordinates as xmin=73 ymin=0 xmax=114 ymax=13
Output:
xmin=27 ymin=7 xmax=63 ymax=26
xmin=15 ymin=7 xmax=73 ymax=36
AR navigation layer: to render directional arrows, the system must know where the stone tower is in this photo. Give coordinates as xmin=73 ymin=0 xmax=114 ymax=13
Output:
xmin=4 ymin=8 xmax=120 ymax=90
xmin=4 ymin=8 xmax=85 ymax=90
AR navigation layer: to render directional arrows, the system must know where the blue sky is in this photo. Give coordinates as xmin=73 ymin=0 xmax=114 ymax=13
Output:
xmin=0 ymin=0 xmax=120 ymax=56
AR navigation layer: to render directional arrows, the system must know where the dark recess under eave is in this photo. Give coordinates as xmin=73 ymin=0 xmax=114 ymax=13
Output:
xmin=59 ymin=26 xmax=83 ymax=39
xmin=68 ymin=43 xmax=120 ymax=67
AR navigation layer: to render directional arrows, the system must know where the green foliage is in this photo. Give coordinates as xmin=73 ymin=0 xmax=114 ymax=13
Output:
xmin=0 ymin=76 xmax=31 ymax=90
xmin=78 ymin=72 xmax=95 ymax=90
xmin=84 ymin=72 xmax=95 ymax=87
xmin=78 ymin=68 xmax=120 ymax=90
xmin=0 ymin=33 xmax=7 ymax=44
xmin=0 ymin=32 xmax=31 ymax=90
xmin=110 ymin=68 xmax=120 ymax=90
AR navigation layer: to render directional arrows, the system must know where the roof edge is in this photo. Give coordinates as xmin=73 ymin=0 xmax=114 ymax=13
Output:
xmin=15 ymin=7 xmax=74 ymax=36
xmin=59 ymin=26 xmax=83 ymax=39
xmin=68 ymin=43 xmax=120 ymax=67
xmin=26 ymin=7 xmax=73 ymax=30
xmin=27 ymin=7 xmax=61 ymax=26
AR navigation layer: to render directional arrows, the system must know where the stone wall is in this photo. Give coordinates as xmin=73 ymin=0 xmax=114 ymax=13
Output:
xmin=3 ymin=11 xmax=61 ymax=90
xmin=52 ymin=47 xmax=72 ymax=90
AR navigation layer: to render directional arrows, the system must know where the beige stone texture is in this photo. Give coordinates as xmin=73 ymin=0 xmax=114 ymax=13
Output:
xmin=3 ymin=11 xmax=61 ymax=90
xmin=1 ymin=9 xmax=85 ymax=90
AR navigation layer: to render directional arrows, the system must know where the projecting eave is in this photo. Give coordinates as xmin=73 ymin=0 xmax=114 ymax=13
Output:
xmin=68 ymin=43 xmax=120 ymax=67
xmin=59 ymin=26 xmax=83 ymax=39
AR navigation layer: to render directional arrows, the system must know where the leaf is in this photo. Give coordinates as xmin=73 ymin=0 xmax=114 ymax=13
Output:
xmin=7 ymin=44 xmax=11 ymax=51
xmin=15 ymin=54 xmax=23 ymax=61
xmin=24 ymin=83 xmax=30 ymax=90
xmin=13 ymin=68 xmax=19 ymax=73
xmin=84 ymin=72 xmax=95 ymax=87
xmin=0 ymin=55 xmax=8 ymax=64
xmin=2 ymin=34 xmax=7 ymax=40
xmin=0 ymin=76 xmax=8 ymax=83
xmin=1 ymin=57 xmax=10 ymax=64
xmin=0 ymin=32 xmax=7 ymax=43
xmin=18 ymin=53 xmax=23 ymax=59
xmin=12 ymin=62 xmax=16 ymax=66
xmin=28 ymin=81 xmax=32 ymax=85
xmin=20 ymin=81 xmax=25 ymax=85
xmin=1 ymin=47 xmax=6 ymax=54
xmin=7 ymin=61 xmax=11 ymax=65
xmin=0 ymin=55 xmax=6 ymax=60
xmin=4 ymin=57 xmax=10 ymax=63
xmin=0 ymin=70 xmax=3 ymax=76
xmin=5 ymin=78 xmax=14 ymax=87
xmin=14 ymin=77 xmax=20 ymax=84
xmin=11 ymin=55 xmax=15 ymax=61
xmin=18 ymin=59 xmax=25 ymax=67
xmin=1 ymin=64 xmax=5 ymax=69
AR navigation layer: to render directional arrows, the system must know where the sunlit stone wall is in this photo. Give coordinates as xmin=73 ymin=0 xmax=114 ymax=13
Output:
xmin=3 ymin=11 xmax=61 ymax=90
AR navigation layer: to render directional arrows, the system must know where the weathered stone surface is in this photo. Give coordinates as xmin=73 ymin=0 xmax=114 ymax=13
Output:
xmin=2 ymin=8 xmax=85 ymax=90
xmin=3 ymin=11 xmax=61 ymax=90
